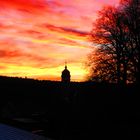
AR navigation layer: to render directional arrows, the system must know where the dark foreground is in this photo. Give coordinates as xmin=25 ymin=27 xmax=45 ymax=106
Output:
xmin=0 ymin=76 xmax=140 ymax=139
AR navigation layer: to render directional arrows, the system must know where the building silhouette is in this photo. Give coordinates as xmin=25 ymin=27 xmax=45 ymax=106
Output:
xmin=61 ymin=63 xmax=71 ymax=82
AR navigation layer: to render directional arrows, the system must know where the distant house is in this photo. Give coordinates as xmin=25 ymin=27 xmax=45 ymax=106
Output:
xmin=61 ymin=63 xmax=71 ymax=82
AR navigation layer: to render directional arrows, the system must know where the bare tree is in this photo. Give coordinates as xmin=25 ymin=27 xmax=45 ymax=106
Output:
xmin=120 ymin=0 xmax=140 ymax=84
xmin=87 ymin=0 xmax=140 ymax=84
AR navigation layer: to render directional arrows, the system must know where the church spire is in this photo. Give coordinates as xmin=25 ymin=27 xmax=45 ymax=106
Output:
xmin=61 ymin=61 xmax=71 ymax=82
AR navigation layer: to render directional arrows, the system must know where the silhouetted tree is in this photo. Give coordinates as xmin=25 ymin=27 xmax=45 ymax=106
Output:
xmin=120 ymin=0 xmax=140 ymax=84
xmin=87 ymin=0 xmax=140 ymax=84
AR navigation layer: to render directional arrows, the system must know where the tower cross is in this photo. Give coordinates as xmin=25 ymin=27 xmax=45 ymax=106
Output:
xmin=65 ymin=61 xmax=67 ymax=69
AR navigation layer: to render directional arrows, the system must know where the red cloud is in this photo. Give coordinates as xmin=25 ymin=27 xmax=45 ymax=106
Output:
xmin=22 ymin=30 xmax=44 ymax=39
xmin=0 ymin=0 xmax=45 ymax=8
xmin=0 ymin=0 xmax=47 ymax=15
xmin=44 ymin=24 xmax=89 ymax=37
xmin=0 ymin=50 xmax=22 ymax=58
xmin=0 ymin=48 xmax=58 ymax=68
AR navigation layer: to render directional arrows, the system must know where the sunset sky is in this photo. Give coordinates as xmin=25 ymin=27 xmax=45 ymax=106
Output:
xmin=0 ymin=0 xmax=119 ymax=81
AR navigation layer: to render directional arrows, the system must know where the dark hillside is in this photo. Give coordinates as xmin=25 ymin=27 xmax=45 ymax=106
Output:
xmin=0 ymin=76 xmax=139 ymax=139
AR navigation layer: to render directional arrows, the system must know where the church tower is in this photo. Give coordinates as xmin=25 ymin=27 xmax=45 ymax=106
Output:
xmin=61 ymin=62 xmax=71 ymax=82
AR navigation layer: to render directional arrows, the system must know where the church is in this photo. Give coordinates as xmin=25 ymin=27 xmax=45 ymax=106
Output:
xmin=61 ymin=63 xmax=71 ymax=82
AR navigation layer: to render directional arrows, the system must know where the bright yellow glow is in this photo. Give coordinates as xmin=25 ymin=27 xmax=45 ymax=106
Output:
xmin=0 ymin=62 xmax=88 ymax=81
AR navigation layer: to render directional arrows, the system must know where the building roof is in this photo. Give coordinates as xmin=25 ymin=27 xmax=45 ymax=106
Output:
xmin=62 ymin=65 xmax=70 ymax=75
xmin=0 ymin=123 xmax=49 ymax=140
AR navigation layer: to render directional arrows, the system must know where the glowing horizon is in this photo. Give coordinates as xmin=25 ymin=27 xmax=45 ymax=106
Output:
xmin=0 ymin=0 xmax=120 ymax=81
